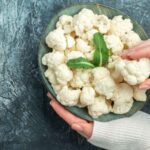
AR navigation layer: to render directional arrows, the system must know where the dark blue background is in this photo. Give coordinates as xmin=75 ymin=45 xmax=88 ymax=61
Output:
xmin=0 ymin=0 xmax=150 ymax=150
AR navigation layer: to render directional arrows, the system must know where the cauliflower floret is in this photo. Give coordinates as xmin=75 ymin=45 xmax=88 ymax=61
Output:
xmin=42 ymin=51 xmax=65 ymax=68
xmin=70 ymin=70 xmax=91 ymax=88
xmin=112 ymin=83 xmax=133 ymax=103
xmin=107 ymin=55 xmax=120 ymax=69
xmin=86 ymin=29 xmax=98 ymax=41
xmin=88 ymin=96 xmax=111 ymax=118
xmin=113 ymin=99 xmax=133 ymax=114
xmin=115 ymin=58 xmax=150 ymax=85
xmin=80 ymin=87 xmax=95 ymax=106
xmin=57 ymin=86 xmax=81 ymax=106
xmin=44 ymin=69 xmax=57 ymax=84
xmin=133 ymin=86 xmax=147 ymax=101
xmin=66 ymin=35 xmax=75 ymax=48
xmin=52 ymin=84 xmax=62 ymax=93
xmin=76 ymin=38 xmax=93 ymax=53
xmin=55 ymin=64 xmax=73 ymax=85
xmin=45 ymin=28 xmax=66 ymax=51
xmin=104 ymin=35 xmax=124 ymax=55
xmin=121 ymin=31 xmax=142 ymax=48
xmin=110 ymin=15 xmax=133 ymax=37
xmin=56 ymin=15 xmax=74 ymax=34
xmin=92 ymin=67 xmax=110 ymax=81
xmin=73 ymin=8 xmax=96 ymax=36
xmin=85 ymin=50 xmax=94 ymax=61
xmin=66 ymin=51 xmax=85 ymax=61
xmin=93 ymin=76 xmax=116 ymax=99
xmin=110 ymin=69 xmax=123 ymax=83
xmin=95 ymin=15 xmax=110 ymax=34
xmin=92 ymin=67 xmax=116 ymax=99
xmin=112 ymin=83 xmax=134 ymax=114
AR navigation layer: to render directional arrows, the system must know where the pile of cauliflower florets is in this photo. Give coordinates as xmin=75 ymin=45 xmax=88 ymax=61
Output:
xmin=42 ymin=8 xmax=150 ymax=118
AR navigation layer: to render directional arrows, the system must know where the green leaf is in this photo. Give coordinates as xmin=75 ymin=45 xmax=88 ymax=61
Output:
xmin=67 ymin=57 xmax=95 ymax=69
xmin=92 ymin=32 xmax=109 ymax=66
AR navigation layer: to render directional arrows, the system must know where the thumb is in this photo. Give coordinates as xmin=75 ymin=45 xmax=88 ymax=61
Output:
xmin=71 ymin=122 xmax=93 ymax=139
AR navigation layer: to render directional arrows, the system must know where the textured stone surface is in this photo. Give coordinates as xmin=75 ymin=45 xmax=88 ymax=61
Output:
xmin=0 ymin=0 xmax=150 ymax=150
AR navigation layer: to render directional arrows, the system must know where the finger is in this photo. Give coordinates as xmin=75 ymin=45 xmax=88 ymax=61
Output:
xmin=122 ymin=42 xmax=150 ymax=59
xmin=127 ymin=45 xmax=150 ymax=59
xmin=50 ymin=99 xmax=87 ymax=125
xmin=71 ymin=122 xmax=93 ymax=139
xmin=139 ymin=79 xmax=150 ymax=90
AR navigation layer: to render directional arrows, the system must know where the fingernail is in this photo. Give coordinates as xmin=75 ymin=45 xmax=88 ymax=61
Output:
xmin=50 ymin=101 xmax=52 ymax=105
xmin=71 ymin=123 xmax=83 ymax=132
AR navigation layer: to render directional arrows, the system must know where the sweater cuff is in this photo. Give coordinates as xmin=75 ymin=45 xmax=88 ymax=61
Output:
xmin=88 ymin=121 xmax=112 ymax=149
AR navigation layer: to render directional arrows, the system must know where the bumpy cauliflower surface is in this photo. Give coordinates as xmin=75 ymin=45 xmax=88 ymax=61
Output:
xmin=115 ymin=58 xmax=150 ymax=85
xmin=95 ymin=15 xmax=110 ymax=34
xmin=70 ymin=69 xmax=91 ymax=88
xmin=66 ymin=51 xmax=84 ymax=61
xmin=55 ymin=64 xmax=73 ymax=85
xmin=80 ymin=87 xmax=95 ymax=106
xmin=57 ymin=86 xmax=81 ymax=106
xmin=56 ymin=15 xmax=74 ymax=34
xmin=104 ymin=34 xmax=124 ymax=55
xmin=73 ymin=8 xmax=96 ymax=36
xmin=42 ymin=8 xmax=149 ymax=118
xmin=133 ymin=86 xmax=147 ymax=102
xmin=42 ymin=51 xmax=65 ymax=68
xmin=45 ymin=28 xmax=66 ymax=51
xmin=112 ymin=83 xmax=134 ymax=114
xmin=110 ymin=15 xmax=133 ymax=37
xmin=88 ymin=96 xmax=111 ymax=118
xmin=76 ymin=38 xmax=93 ymax=53
xmin=121 ymin=31 xmax=142 ymax=48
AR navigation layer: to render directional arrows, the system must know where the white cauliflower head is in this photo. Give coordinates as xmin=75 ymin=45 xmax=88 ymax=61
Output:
xmin=115 ymin=58 xmax=150 ymax=85
xmin=93 ymin=76 xmax=116 ymax=99
xmin=57 ymin=86 xmax=81 ymax=106
xmin=121 ymin=31 xmax=142 ymax=48
xmin=95 ymin=15 xmax=110 ymax=34
xmin=73 ymin=8 xmax=96 ymax=36
xmin=42 ymin=51 xmax=65 ymax=68
xmin=45 ymin=28 xmax=66 ymax=51
xmin=55 ymin=64 xmax=73 ymax=85
xmin=80 ymin=86 xmax=95 ymax=106
xmin=52 ymin=84 xmax=62 ymax=93
xmin=112 ymin=83 xmax=133 ymax=114
xmin=110 ymin=69 xmax=124 ymax=83
xmin=86 ymin=29 xmax=98 ymax=42
xmin=92 ymin=67 xmax=116 ymax=99
xmin=76 ymin=38 xmax=93 ymax=53
xmin=44 ymin=69 xmax=57 ymax=84
xmin=133 ymin=86 xmax=147 ymax=101
xmin=85 ymin=50 xmax=94 ymax=61
xmin=66 ymin=51 xmax=84 ymax=61
xmin=110 ymin=15 xmax=133 ymax=37
xmin=88 ymin=96 xmax=111 ymax=118
xmin=104 ymin=34 xmax=124 ymax=55
xmin=70 ymin=69 xmax=91 ymax=88
xmin=112 ymin=99 xmax=133 ymax=114
xmin=56 ymin=15 xmax=74 ymax=34
xmin=66 ymin=35 xmax=75 ymax=48
xmin=92 ymin=67 xmax=110 ymax=81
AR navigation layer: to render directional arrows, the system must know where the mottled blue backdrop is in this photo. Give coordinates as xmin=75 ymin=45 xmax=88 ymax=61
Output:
xmin=0 ymin=0 xmax=150 ymax=150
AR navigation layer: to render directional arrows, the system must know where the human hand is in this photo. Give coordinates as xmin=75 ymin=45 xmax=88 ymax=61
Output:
xmin=121 ymin=40 xmax=150 ymax=90
xmin=47 ymin=92 xmax=93 ymax=139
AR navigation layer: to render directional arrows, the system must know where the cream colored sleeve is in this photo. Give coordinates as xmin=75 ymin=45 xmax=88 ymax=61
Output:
xmin=88 ymin=111 xmax=150 ymax=150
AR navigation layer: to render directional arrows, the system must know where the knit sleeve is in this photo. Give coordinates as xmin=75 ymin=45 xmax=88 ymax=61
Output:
xmin=88 ymin=111 xmax=150 ymax=150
